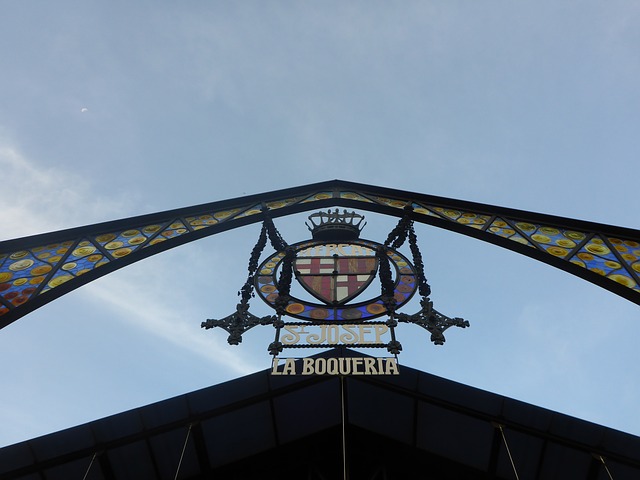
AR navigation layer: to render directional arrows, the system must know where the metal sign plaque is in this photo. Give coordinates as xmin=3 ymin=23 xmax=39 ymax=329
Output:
xmin=280 ymin=323 xmax=390 ymax=347
xmin=271 ymin=356 xmax=400 ymax=376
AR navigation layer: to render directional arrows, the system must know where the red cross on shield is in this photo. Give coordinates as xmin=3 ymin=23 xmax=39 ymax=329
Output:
xmin=294 ymin=255 xmax=378 ymax=304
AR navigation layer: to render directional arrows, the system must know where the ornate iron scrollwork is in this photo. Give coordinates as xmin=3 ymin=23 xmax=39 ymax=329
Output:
xmin=201 ymin=301 xmax=275 ymax=345
xmin=397 ymin=297 xmax=469 ymax=345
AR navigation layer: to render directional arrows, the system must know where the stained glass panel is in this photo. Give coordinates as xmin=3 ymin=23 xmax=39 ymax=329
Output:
xmin=1 ymin=181 xmax=638 ymax=326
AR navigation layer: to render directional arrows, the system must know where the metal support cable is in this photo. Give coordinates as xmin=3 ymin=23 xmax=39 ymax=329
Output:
xmin=340 ymin=376 xmax=348 ymax=480
xmin=598 ymin=455 xmax=615 ymax=480
xmin=497 ymin=424 xmax=520 ymax=480
xmin=173 ymin=424 xmax=193 ymax=480
xmin=81 ymin=452 xmax=97 ymax=480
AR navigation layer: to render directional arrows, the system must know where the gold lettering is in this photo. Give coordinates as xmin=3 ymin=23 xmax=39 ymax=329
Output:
xmin=278 ymin=324 xmax=390 ymax=346
xmin=281 ymin=325 xmax=302 ymax=345
xmin=363 ymin=358 xmax=376 ymax=374
xmin=339 ymin=324 xmax=358 ymax=344
xmin=271 ymin=357 xmax=282 ymax=375
xmin=300 ymin=245 xmax=324 ymax=256
xmin=339 ymin=358 xmax=352 ymax=375
xmin=307 ymin=325 xmax=326 ymax=345
xmin=282 ymin=359 xmax=296 ymax=375
xmin=325 ymin=244 xmax=338 ymax=256
xmin=385 ymin=358 xmax=400 ymax=375
xmin=359 ymin=325 xmax=374 ymax=344
xmin=298 ymin=242 xmax=380 ymax=258
xmin=302 ymin=358 xmax=314 ymax=375
xmin=327 ymin=358 xmax=339 ymax=375
xmin=374 ymin=324 xmax=388 ymax=344
xmin=315 ymin=358 xmax=326 ymax=374
xmin=326 ymin=325 xmax=340 ymax=344
xmin=352 ymin=358 xmax=364 ymax=375
xmin=274 ymin=357 xmax=399 ymax=376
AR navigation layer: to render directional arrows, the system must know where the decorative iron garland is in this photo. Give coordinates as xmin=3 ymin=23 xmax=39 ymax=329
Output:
xmin=238 ymin=210 xmax=292 ymax=308
xmin=274 ymin=247 xmax=295 ymax=315
xmin=239 ymin=222 xmax=268 ymax=304
xmin=378 ymin=207 xmax=432 ymax=306
xmin=408 ymin=223 xmax=431 ymax=297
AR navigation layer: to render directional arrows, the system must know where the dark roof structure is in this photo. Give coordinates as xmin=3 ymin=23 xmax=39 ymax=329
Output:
xmin=2 ymin=349 xmax=639 ymax=480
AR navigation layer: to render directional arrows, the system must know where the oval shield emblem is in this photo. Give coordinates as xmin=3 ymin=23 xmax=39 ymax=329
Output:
xmin=255 ymin=239 xmax=417 ymax=321
xmin=294 ymin=252 xmax=378 ymax=304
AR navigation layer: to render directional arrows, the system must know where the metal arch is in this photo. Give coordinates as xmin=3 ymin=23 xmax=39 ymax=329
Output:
xmin=0 ymin=179 xmax=639 ymax=329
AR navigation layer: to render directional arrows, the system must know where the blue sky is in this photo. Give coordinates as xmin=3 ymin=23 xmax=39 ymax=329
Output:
xmin=0 ymin=2 xmax=639 ymax=447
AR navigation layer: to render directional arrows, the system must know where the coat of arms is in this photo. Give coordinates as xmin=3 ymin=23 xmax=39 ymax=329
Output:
xmin=202 ymin=209 xmax=468 ymax=358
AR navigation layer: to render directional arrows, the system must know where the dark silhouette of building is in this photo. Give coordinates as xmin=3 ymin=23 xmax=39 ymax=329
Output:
xmin=1 ymin=349 xmax=639 ymax=479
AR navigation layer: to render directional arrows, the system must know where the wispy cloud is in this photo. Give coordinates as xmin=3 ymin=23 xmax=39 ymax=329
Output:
xmin=0 ymin=143 xmax=259 ymax=375
xmin=85 ymin=270 xmax=260 ymax=376
xmin=0 ymin=143 xmax=125 ymax=238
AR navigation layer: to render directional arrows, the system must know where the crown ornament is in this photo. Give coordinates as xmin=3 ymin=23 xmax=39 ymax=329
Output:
xmin=305 ymin=209 xmax=367 ymax=241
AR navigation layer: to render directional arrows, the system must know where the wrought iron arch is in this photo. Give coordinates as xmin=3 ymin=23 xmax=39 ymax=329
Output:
xmin=1 ymin=179 xmax=638 ymax=329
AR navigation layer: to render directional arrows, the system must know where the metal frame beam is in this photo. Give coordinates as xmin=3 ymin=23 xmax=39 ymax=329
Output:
xmin=1 ymin=179 xmax=638 ymax=329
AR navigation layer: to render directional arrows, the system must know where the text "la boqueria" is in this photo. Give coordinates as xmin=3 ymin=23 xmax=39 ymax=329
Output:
xmin=271 ymin=356 xmax=400 ymax=375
